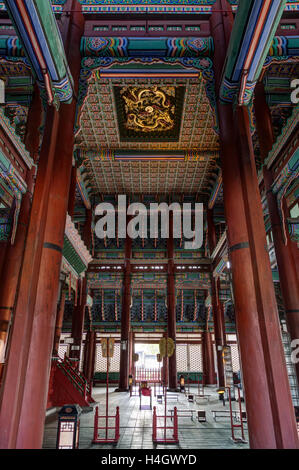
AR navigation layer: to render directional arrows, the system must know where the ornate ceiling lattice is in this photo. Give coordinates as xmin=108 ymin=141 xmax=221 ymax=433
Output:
xmin=80 ymin=155 xmax=218 ymax=195
xmin=75 ymin=75 xmax=218 ymax=151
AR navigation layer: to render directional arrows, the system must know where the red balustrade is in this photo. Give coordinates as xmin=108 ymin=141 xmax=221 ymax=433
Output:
xmin=135 ymin=367 xmax=162 ymax=383
xmin=56 ymin=356 xmax=94 ymax=403
xmin=152 ymin=406 xmax=179 ymax=444
xmin=93 ymin=406 xmax=120 ymax=444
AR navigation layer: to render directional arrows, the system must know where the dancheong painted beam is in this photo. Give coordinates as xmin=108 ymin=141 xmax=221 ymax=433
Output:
xmin=220 ymin=0 xmax=288 ymax=105
xmin=3 ymin=0 xmax=73 ymax=106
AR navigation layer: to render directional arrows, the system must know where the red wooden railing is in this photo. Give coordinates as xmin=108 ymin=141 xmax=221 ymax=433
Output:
xmin=152 ymin=406 xmax=179 ymax=444
xmin=135 ymin=367 xmax=162 ymax=383
xmin=93 ymin=406 xmax=120 ymax=444
xmin=55 ymin=356 xmax=93 ymax=403
xmin=227 ymin=387 xmax=247 ymax=443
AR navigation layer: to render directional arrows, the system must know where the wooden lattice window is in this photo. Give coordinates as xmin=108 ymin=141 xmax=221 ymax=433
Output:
xmin=189 ymin=344 xmax=202 ymax=372
xmin=176 ymin=343 xmax=202 ymax=372
xmin=230 ymin=343 xmax=240 ymax=372
xmin=176 ymin=344 xmax=188 ymax=372
xmin=95 ymin=341 xmax=120 ymax=372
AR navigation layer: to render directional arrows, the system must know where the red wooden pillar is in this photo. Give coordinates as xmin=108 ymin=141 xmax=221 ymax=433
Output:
xmin=83 ymin=329 xmax=96 ymax=383
xmin=0 ymin=4 xmax=85 ymax=449
xmin=167 ymin=212 xmax=177 ymax=391
xmin=128 ymin=330 xmax=134 ymax=377
xmin=207 ymin=209 xmax=226 ymax=386
xmin=53 ymin=288 xmax=66 ymax=357
xmin=254 ymin=82 xmax=299 ymax=383
xmin=69 ymin=278 xmax=87 ymax=368
xmin=118 ymin=223 xmax=132 ymax=391
xmin=0 ymin=105 xmax=60 ymax=449
xmin=202 ymin=320 xmax=216 ymax=386
xmin=210 ymin=277 xmax=225 ymax=387
xmin=0 ymin=87 xmax=42 ymax=384
xmin=162 ymin=332 xmax=168 ymax=387
xmin=202 ymin=291 xmax=216 ymax=385
xmin=211 ymin=1 xmax=299 ymax=449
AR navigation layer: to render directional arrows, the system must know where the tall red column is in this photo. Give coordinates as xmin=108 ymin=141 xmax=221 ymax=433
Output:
xmin=118 ymin=224 xmax=132 ymax=391
xmin=0 ymin=3 xmax=85 ymax=449
xmin=83 ymin=329 xmax=96 ymax=383
xmin=0 ymin=87 xmax=42 ymax=384
xmin=207 ymin=209 xmax=226 ymax=386
xmin=15 ymin=5 xmax=84 ymax=446
xmin=0 ymin=106 xmax=60 ymax=449
xmin=211 ymin=1 xmax=299 ymax=448
xmin=128 ymin=330 xmax=134 ymax=377
xmin=202 ymin=328 xmax=216 ymax=385
xmin=167 ymin=212 xmax=177 ymax=391
xmin=210 ymin=277 xmax=225 ymax=387
xmin=69 ymin=278 xmax=87 ymax=368
xmin=69 ymin=207 xmax=93 ymax=367
xmin=0 ymin=167 xmax=35 ymax=384
xmin=254 ymin=82 xmax=299 ymax=383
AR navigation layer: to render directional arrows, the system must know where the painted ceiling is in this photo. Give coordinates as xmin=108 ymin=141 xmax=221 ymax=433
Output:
xmin=75 ymin=70 xmax=219 ymax=197
xmin=79 ymin=153 xmax=218 ymax=196
xmin=75 ymin=74 xmax=219 ymax=151
xmin=115 ymin=85 xmax=184 ymax=141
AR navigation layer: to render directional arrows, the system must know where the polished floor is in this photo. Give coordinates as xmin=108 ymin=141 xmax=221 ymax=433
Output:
xmin=43 ymin=385 xmax=249 ymax=449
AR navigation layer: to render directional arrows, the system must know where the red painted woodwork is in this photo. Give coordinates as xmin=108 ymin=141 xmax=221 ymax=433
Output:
xmin=84 ymin=19 xmax=210 ymax=38
xmin=128 ymin=330 xmax=134 ymax=377
xmin=152 ymin=406 xmax=179 ymax=444
xmin=0 ymin=106 xmax=60 ymax=450
xmin=70 ymin=278 xmax=87 ymax=364
xmin=0 ymin=87 xmax=42 ymax=385
xmin=24 ymin=84 xmax=42 ymax=162
xmin=14 ymin=5 xmax=85 ymax=448
xmin=167 ymin=211 xmax=177 ymax=391
xmin=93 ymin=405 xmax=120 ymax=444
xmin=118 ymin=218 xmax=132 ymax=391
xmin=53 ymin=289 xmax=66 ymax=356
xmin=210 ymin=277 xmax=225 ymax=387
xmin=254 ymin=83 xmax=299 ymax=383
xmin=211 ymin=0 xmax=299 ymax=449
xmin=202 ymin=329 xmax=216 ymax=385
xmin=83 ymin=330 xmax=96 ymax=383
xmin=47 ymin=359 xmax=92 ymax=409
xmin=207 ymin=209 xmax=226 ymax=387
xmin=0 ymin=3 xmax=85 ymax=449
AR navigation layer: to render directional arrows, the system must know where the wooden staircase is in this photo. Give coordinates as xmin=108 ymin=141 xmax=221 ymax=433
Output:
xmin=47 ymin=355 xmax=95 ymax=409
